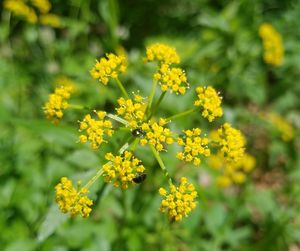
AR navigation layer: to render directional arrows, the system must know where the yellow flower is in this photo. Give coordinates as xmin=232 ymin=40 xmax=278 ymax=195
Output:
xmin=55 ymin=177 xmax=93 ymax=218
xmin=194 ymin=86 xmax=223 ymax=122
xmin=40 ymin=13 xmax=61 ymax=28
xmin=145 ymin=43 xmax=180 ymax=65
xmin=159 ymin=177 xmax=197 ymax=221
xmin=259 ymin=23 xmax=284 ymax=66
xmin=212 ymin=123 xmax=246 ymax=163
xmin=267 ymin=112 xmax=294 ymax=141
xmin=176 ymin=128 xmax=210 ymax=166
xmin=54 ymin=76 xmax=76 ymax=90
xmin=154 ymin=64 xmax=189 ymax=95
xmin=103 ymin=151 xmax=145 ymax=189
xmin=115 ymin=95 xmax=146 ymax=129
xmin=43 ymin=86 xmax=73 ymax=124
xmin=4 ymin=0 xmax=37 ymax=23
xmin=140 ymin=119 xmax=174 ymax=151
xmin=30 ymin=0 xmax=51 ymax=14
xmin=79 ymin=111 xmax=114 ymax=150
xmin=90 ymin=53 xmax=127 ymax=85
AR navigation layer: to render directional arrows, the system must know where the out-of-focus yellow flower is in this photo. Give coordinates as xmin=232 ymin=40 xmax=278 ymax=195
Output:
xmin=145 ymin=43 xmax=180 ymax=65
xmin=43 ymin=85 xmax=73 ymax=124
xmin=40 ymin=13 xmax=61 ymax=28
xmin=259 ymin=23 xmax=284 ymax=66
xmin=140 ymin=118 xmax=174 ymax=151
xmin=209 ymin=153 xmax=255 ymax=187
xmin=30 ymin=0 xmax=51 ymax=14
xmin=90 ymin=53 xmax=127 ymax=85
xmin=54 ymin=76 xmax=76 ymax=90
xmin=159 ymin=177 xmax=197 ymax=221
xmin=79 ymin=111 xmax=114 ymax=150
xmin=194 ymin=86 xmax=223 ymax=122
xmin=103 ymin=151 xmax=145 ymax=189
xmin=211 ymin=123 xmax=246 ymax=163
xmin=55 ymin=177 xmax=93 ymax=218
xmin=116 ymin=95 xmax=146 ymax=129
xmin=4 ymin=0 xmax=38 ymax=23
xmin=176 ymin=128 xmax=210 ymax=166
xmin=154 ymin=64 xmax=189 ymax=95
xmin=267 ymin=112 xmax=294 ymax=141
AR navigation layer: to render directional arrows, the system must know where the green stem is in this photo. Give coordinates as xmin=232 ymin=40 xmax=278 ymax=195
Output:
xmin=130 ymin=138 xmax=140 ymax=151
xmin=115 ymin=77 xmax=129 ymax=99
xmin=149 ymin=145 xmax=172 ymax=186
xmin=68 ymin=104 xmax=86 ymax=110
xmin=146 ymin=80 xmax=158 ymax=114
xmin=147 ymin=91 xmax=166 ymax=120
xmin=84 ymin=168 xmax=104 ymax=190
xmin=165 ymin=108 xmax=196 ymax=122
xmin=107 ymin=113 xmax=129 ymax=126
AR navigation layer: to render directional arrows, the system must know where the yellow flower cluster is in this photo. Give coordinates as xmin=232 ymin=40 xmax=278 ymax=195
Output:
xmin=176 ymin=128 xmax=210 ymax=166
xmin=103 ymin=151 xmax=145 ymax=189
xmin=79 ymin=111 xmax=114 ymax=149
xmin=140 ymin=119 xmax=174 ymax=151
xmin=154 ymin=64 xmax=188 ymax=95
xmin=145 ymin=43 xmax=180 ymax=65
xmin=259 ymin=23 xmax=284 ymax=66
xmin=55 ymin=177 xmax=93 ymax=218
xmin=209 ymin=153 xmax=256 ymax=187
xmin=4 ymin=0 xmax=37 ymax=23
xmin=30 ymin=0 xmax=51 ymax=14
xmin=268 ymin=113 xmax=294 ymax=141
xmin=159 ymin=177 xmax=197 ymax=221
xmin=90 ymin=53 xmax=127 ymax=85
xmin=43 ymin=86 xmax=73 ymax=124
xmin=212 ymin=123 xmax=246 ymax=163
xmin=40 ymin=13 xmax=61 ymax=28
xmin=194 ymin=86 xmax=223 ymax=122
xmin=116 ymin=95 xmax=146 ymax=128
xmin=54 ymin=76 xmax=76 ymax=90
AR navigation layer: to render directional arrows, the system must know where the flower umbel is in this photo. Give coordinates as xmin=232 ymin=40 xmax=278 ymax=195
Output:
xmin=90 ymin=53 xmax=127 ymax=85
xmin=79 ymin=111 xmax=114 ymax=149
xmin=30 ymin=0 xmax=51 ymax=14
xmin=140 ymin=119 xmax=174 ymax=151
xmin=267 ymin=112 xmax=294 ymax=141
xmin=154 ymin=64 xmax=189 ymax=95
xmin=40 ymin=13 xmax=61 ymax=28
xmin=43 ymin=85 xmax=73 ymax=124
xmin=145 ymin=43 xmax=180 ymax=65
xmin=159 ymin=177 xmax=197 ymax=221
xmin=177 ymin=128 xmax=210 ymax=166
xmin=4 ymin=0 xmax=38 ymax=23
xmin=212 ymin=123 xmax=246 ymax=163
xmin=194 ymin=86 xmax=223 ymax=122
xmin=55 ymin=177 xmax=93 ymax=218
xmin=103 ymin=151 xmax=145 ymax=189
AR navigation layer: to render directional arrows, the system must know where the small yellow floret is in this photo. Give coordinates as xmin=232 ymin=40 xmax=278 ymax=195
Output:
xmin=145 ymin=43 xmax=180 ymax=65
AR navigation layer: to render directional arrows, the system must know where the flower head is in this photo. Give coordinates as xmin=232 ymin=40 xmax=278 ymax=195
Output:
xmin=79 ymin=111 xmax=114 ymax=149
xmin=140 ymin=119 xmax=174 ymax=151
xmin=145 ymin=43 xmax=180 ymax=65
xmin=116 ymin=95 xmax=146 ymax=129
xmin=154 ymin=64 xmax=189 ymax=95
xmin=40 ymin=13 xmax=61 ymax=28
xmin=54 ymin=76 xmax=76 ymax=90
xmin=4 ymin=0 xmax=37 ymax=23
xmin=159 ymin=177 xmax=197 ymax=221
xmin=194 ymin=86 xmax=223 ymax=122
xmin=55 ymin=177 xmax=93 ymax=218
xmin=259 ymin=23 xmax=284 ymax=66
xmin=90 ymin=53 xmax=127 ymax=85
xmin=103 ymin=151 xmax=145 ymax=189
xmin=176 ymin=128 xmax=210 ymax=166
xmin=30 ymin=0 xmax=51 ymax=14
xmin=267 ymin=112 xmax=294 ymax=141
xmin=43 ymin=86 xmax=73 ymax=124
xmin=211 ymin=123 xmax=246 ymax=163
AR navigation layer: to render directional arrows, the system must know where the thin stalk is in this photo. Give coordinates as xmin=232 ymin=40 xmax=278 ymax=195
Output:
xmin=107 ymin=113 xmax=129 ymax=126
xmin=68 ymin=104 xmax=86 ymax=110
xmin=165 ymin=108 xmax=196 ymax=122
xmin=84 ymin=168 xmax=104 ymax=190
xmin=150 ymin=145 xmax=172 ymax=186
xmin=147 ymin=91 xmax=166 ymax=120
xmin=115 ymin=77 xmax=129 ymax=99
xmin=146 ymin=79 xmax=158 ymax=115
xmin=130 ymin=138 xmax=140 ymax=151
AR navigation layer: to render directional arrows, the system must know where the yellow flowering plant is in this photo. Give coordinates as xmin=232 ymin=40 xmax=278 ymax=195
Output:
xmin=44 ymin=43 xmax=252 ymax=222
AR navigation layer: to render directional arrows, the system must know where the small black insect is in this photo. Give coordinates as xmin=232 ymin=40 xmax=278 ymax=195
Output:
xmin=133 ymin=173 xmax=147 ymax=184
xmin=132 ymin=128 xmax=145 ymax=138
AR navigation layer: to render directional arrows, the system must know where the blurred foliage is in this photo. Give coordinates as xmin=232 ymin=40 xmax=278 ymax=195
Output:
xmin=0 ymin=0 xmax=300 ymax=250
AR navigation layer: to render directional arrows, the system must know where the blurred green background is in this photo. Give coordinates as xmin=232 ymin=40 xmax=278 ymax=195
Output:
xmin=0 ymin=0 xmax=299 ymax=250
